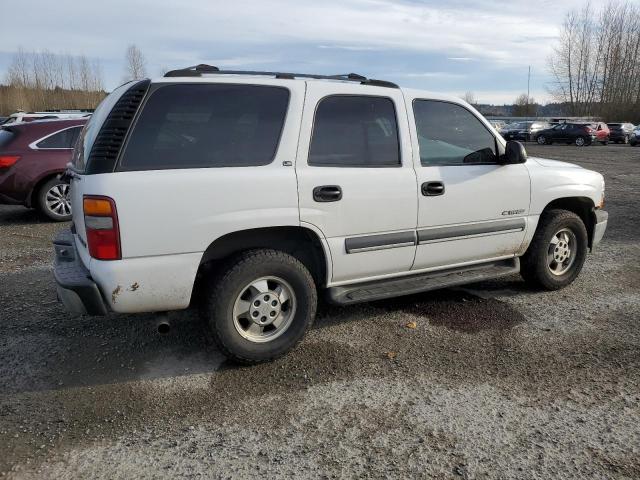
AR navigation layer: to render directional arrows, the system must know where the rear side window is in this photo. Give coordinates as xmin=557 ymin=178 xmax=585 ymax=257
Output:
xmin=413 ymin=100 xmax=497 ymax=166
xmin=36 ymin=126 xmax=82 ymax=149
xmin=119 ymin=84 xmax=290 ymax=170
xmin=308 ymin=95 xmax=400 ymax=167
xmin=0 ymin=129 xmax=15 ymax=148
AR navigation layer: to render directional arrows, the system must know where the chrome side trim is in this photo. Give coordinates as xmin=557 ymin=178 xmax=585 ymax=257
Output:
xmin=348 ymin=241 xmax=416 ymax=254
xmin=28 ymin=125 xmax=83 ymax=151
xmin=345 ymin=231 xmax=416 ymax=254
xmin=418 ymin=218 xmax=525 ymax=244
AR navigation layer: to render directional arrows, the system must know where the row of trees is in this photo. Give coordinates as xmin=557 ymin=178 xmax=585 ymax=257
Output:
xmin=0 ymin=45 xmax=147 ymax=115
xmin=549 ymin=0 xmax=640 ymax=122
xmin=463 ymin=91 xmax=538 ymax=117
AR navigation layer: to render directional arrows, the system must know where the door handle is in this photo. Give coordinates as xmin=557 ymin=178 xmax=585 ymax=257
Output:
xmin=422 ymin=181 xmax=445 ymax=196
xmin=313 ymin=185 xmax=342 ymax=202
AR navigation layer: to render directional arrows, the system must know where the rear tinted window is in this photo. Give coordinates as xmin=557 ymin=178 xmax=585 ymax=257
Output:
xmin=308 ymin=95 xmax=400 ymax=167
xmin=36 ymin=126 xmax=82 ymax=148
xmin=119 ymin=84 xmax=290 ymax=170
xmin=0 ymin=129 xmax=15 ymax=148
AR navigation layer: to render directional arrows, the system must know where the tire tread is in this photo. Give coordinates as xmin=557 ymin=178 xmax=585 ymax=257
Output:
xmin=205 ymin=249 xmax=316 ymax=364
xmin=520 ymin=209 xmax=588 ymax=290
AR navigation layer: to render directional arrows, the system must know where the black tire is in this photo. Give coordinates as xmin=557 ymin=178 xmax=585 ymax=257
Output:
xmin=204 ymin=249 xmax=317 ymax=364
xmin=520 ymin=209 xmax=588 ymax=290
xmin=575 ymin=136 xmax=587 ymax=147
xmin=36 ymin=176 xmax=72 ymax=221
xmin=536 ymin=135 xmax=547 ymax=145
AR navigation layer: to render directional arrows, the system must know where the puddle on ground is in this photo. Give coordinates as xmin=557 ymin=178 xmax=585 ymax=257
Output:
xmin=378 ymin=289 xmax=526 ymax=334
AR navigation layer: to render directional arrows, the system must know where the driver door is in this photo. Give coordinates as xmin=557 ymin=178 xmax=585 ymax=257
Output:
xmin=406 ymin=97 xmax=531 ymax=270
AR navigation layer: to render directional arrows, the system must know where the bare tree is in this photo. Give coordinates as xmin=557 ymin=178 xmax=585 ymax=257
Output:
xmin=512 ymin=93 xmax=537 ymax=116
xmin=549 ymin=0 xmax=640 ymax=121
xmin=123 ymin=44 xmax=147 ymax=82
xmin=1 ymin=48 xmax=106 ymax=114
xmin=461 ymin=91 xmax=478 ymax=106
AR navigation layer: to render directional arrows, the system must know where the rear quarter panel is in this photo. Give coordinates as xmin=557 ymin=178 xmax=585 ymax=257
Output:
xmin=76 ymin=79 xmax=305 ymax=312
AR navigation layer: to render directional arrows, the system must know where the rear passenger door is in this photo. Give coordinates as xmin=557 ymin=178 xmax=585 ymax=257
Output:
xmin=296 ymin=83 xmax=418 ymax=284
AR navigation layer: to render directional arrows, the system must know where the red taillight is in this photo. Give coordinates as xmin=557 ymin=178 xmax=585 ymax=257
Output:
xmin=0 ymin=155 xmax=20 ymax=168
xmin=83 ymin=195 xmax=121 ymax=260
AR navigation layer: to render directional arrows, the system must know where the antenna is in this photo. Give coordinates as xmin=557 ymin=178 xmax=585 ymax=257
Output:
xmin=527 ymin=66 xmax=531 ymax=111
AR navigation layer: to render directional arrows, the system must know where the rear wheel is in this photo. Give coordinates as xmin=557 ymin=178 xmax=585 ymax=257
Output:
xmin=37 ymin=177 xmax=72 ymax=221
xmin=520 ymin=209 xmax=588 ymax=290
xmin=204 ymin=249 xmax=317 ymax=364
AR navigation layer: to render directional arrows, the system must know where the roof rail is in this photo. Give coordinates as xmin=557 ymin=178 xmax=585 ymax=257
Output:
xmin=163 ymin=64 xmax=398 ymax=88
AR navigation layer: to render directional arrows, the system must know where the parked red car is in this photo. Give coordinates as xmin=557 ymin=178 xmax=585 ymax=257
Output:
xmin=593 ymin=122 xmax=610 ymax=144
xmin=0 ymin=118 xmax=87 ymax=220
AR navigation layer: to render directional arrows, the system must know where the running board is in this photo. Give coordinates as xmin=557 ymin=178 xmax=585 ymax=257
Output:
xmin=327 ymin=258 xmax=520 ymax=305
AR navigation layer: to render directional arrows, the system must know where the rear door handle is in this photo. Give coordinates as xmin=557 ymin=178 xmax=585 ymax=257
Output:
xmin=313 ymin=185 xmax=342 ymax=202
xmin=422 ymin=181 xmax=445 ymax=196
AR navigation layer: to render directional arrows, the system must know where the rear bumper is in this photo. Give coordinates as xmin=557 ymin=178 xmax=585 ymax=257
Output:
xmin=53 ymin=229 xmax=108 ymax=315
xmin=591 ymin=209 xmax=608 ymax=250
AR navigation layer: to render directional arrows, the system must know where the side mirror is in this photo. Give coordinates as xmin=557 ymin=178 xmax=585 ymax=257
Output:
xmin=502 ymin=140 xmax=527 ymax=164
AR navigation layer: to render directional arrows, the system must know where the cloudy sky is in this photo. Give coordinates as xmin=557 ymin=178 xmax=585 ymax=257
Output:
xmin=2 ymin=0 xmax=588 ymax=104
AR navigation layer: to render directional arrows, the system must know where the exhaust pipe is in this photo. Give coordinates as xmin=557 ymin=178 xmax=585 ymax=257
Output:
xmin=157 ymin=321 xmax=170 ymax=334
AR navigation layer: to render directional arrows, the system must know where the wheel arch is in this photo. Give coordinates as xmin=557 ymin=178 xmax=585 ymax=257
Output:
xmin=193 ymin=226 xmax=331 ymax=304
xmin=541 ymin=196 xmax=597 ymax=249
xmin=27 ymin=170 xmax=64 ymax=208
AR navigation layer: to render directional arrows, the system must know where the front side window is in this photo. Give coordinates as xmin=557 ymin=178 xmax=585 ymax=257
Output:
xmin=36 ymin=126 xmax=82 ymax=149
xmin=413 ymin=100 xmax=498 ymax=166
xmin=119 ymin=84 xmax=290 ymax=170
xmin=309 ymin=95 xmax=400 ymax=167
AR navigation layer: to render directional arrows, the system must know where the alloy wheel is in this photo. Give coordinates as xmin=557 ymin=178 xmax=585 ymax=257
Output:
xmin=547 ymin=228 xmax=577 ymax=276
xmin=232 ymin=276 xmax=297 ymax=343
xmin=45 ymin=183 xmax=71 ymax=217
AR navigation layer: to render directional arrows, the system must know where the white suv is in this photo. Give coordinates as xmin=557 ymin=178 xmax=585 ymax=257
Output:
xmin=53 ymin=66 xmax=608 ymax=363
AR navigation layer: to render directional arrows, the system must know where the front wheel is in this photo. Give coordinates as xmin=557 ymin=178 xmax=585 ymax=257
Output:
xmin=520 ymin=209 xmax=588 ymax=290
xmin=204 ymin=249 xmax=317 ymax=364
xmin=575 ymin=136 xmax=587 ymax=147
xmin=537 ymin=135 xmax=548 ymax=145
xmin=37 ymin=177 xmax=72 ymax=221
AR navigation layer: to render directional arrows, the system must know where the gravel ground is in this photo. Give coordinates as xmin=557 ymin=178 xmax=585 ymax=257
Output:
xmin=1 ymin=144 xmax=639 ymax=479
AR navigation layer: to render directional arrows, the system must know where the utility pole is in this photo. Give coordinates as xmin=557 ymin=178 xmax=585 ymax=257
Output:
xmin=527 ymin=66 xmax=531 ymax=116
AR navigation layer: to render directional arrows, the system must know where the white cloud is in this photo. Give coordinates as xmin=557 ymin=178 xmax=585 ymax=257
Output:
xmin=0 ymin=0 xmax=591 ymax=97
xmin=402 ymin=72 xmax=466 ymax=79
xmin=0 ymin=0 xmax=586 ymax=69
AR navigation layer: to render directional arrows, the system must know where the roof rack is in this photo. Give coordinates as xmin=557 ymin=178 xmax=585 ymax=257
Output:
xmin=163 ymin=64 xmax=398 ymax=88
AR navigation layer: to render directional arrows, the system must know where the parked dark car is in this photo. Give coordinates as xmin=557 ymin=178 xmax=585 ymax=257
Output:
xmin=0 ymin=118 xmax=86 ymax=220
xmin=535 ymin=123 xmax=598 ymax=146
xmin=499 ymin=121 xmax=549 ymax=142
xmin=630 ymin=126 xmax=640 ymax=146
xmin=607 ymin=122 xmax=635 ymax=144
